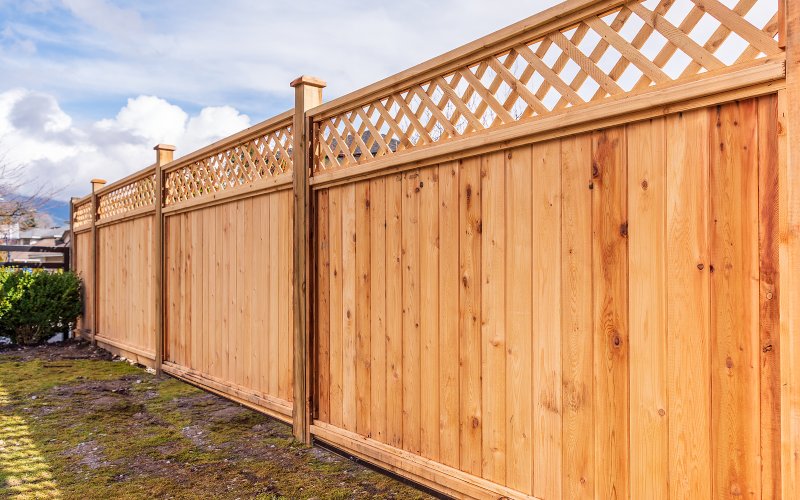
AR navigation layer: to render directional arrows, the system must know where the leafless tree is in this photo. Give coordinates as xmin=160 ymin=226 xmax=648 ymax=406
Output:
xmin=0 ymin=150 xmax=59 ymax=230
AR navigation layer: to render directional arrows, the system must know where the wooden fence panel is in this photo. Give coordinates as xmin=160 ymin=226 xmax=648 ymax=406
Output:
xmin=74 ymin=230 xmax=93 ymax=336
xmin=95 ymin=215 xmax=156 ymax=365
xmin=163 ymin=191 xmax=295 ymax=422
xmin=312 ymin=95 xmax=782 ymax=499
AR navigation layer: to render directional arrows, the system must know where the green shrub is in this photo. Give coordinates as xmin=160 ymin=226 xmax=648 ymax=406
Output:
xmin=0 ymin=269 xmax=83 ymax=345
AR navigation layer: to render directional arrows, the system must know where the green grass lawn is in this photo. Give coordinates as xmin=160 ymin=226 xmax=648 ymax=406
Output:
xmin=0 ymin=341 xmax=432 ymax=499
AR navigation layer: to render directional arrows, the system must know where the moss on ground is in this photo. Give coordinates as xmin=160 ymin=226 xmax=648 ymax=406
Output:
xmin=0 ymin=342 xmax=432 ymax=499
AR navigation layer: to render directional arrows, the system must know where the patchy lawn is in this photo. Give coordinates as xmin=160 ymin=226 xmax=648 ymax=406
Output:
xmin=0 ymin=341 xmax=432 ymax=499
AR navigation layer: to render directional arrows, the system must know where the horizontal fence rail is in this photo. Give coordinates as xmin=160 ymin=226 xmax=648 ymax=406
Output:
xmin=68 ymin=0 xmax=800 ymax=498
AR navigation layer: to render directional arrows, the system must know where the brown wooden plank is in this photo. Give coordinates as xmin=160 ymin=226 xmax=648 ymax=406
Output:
xmin=710 ymin=99 xmax=760 ymax=499
xmin=532 ymin=139 xmax=563 ymax=500
xmin=269 ymin=194 xmax=281 ymax=398
xmin=758 ymin=94 xmax=781 ymax=500
xmin=356 ymin=181 xmax=372 ymax=437
xmin=504 ymin=145 xmax=534 ymax=495
xmin=592 ymin=126 xmax=629 ymax=500
xmin=480 ymin=150 xmax=506 ymax=483
xmin=286 ymin=188 xmax=295 ymax=403
xmin=214 ymin=205 xmax=225 ymax=380
xmin=665 ymin=108 xmax=712 ymax=500
xmin=316 ymin=190 xmax=331 ymax=422
xmin=342 ymin=184 xmax=358 ymax=432
xmin=234 ymin=202 xmax=244 ymax=386
xmin=401 ymin=170 xmax=421 ymax=454
xmin=459 ymin=156 xmax=482 ymax=477
xmin=369 ymin=178 xmax=387 ymax=442
xmin=561 ymin=134 xmax=594 ymax=499
xmin=328 ymin=187 xmax=344 ymax=427
xmin=627 ymin=117 xmax=669 ymax=500
xmin=386 ymin=173 xmax=404 ymax=448
xmin=253 ymin=200 xmax=265 ymax=394
xmin=419 ymin=166 xmax=440 ymax=461
xmin=438 ymin=162 xmax=460 ymax=469
xmin=279 ymin=194 xmax=291 ymax=401
xmin=242 ymin=199 xmax=253 ymax=388
xmin=221 ymin=204 xmax=232 ymax=382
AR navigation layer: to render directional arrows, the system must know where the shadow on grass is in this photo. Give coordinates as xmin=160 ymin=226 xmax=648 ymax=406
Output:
xmin=0 ymin=383 xmax=62 ymax=499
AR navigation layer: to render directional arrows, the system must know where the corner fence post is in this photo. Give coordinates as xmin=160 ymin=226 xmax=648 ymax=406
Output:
xmin=291 ymin=75 xmax=326 ymax=443
xmin=90 ymin=178 xmax=106 ymax=346
xmin=783 ymin=1 xmax=799 ymax=497
xmin=154 ymin=144 xmax=176 ymax=376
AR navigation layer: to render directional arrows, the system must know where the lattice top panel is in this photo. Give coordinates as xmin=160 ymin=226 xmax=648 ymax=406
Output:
xmin=97 ymin=172 xmax=157 ymax=221
xmin=73 ymin=200 xmax=93 ymax=230
xmin=164 ymin=120 xmax=293 ymax=206
xmin=313 ymin=0 xmax=781 ymax=172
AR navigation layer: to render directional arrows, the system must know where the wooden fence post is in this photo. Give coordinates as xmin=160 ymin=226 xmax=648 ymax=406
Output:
xmin=69 ymin=197 xmax=77 ymax=271
xmin=154 ymin=144 xmax=176 ymax=376
xmin=783 ymin=2 xmax=799 ymax=497
xmin=90 ymin=178 xmax=106 ymax=346
xmin=290 ymin=75 xmax=325 ymax=443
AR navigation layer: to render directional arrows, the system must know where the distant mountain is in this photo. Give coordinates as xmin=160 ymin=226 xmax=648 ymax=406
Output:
xmin=39 ymin=198 xmax=71 ymax=226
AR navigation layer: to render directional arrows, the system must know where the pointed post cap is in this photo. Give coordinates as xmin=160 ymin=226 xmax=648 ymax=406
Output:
xmin=290 ymin=75 xmax=327 ymax=88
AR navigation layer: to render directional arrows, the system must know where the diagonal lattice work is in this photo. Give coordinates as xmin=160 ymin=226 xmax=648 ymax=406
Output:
xmin=97 ymin=172 xmax=157 ymax=221
xmin=313 ymin=0 xmax=782 ymax=172
xmin=73 ymin=200 xmax=94 ymax=230
xmin=164 ymin=120 xmax=293 ymax=206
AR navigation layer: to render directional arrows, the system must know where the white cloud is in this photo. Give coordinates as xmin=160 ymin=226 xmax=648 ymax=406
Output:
xmin=0 ymin=89 xmax=251 ymax=199
xmin=0 ymin=0 xmax=564 ymax=115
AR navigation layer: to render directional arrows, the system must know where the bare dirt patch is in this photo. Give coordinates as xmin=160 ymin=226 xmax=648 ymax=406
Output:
xmin=0 ymin=340 xmax=434 ymax=499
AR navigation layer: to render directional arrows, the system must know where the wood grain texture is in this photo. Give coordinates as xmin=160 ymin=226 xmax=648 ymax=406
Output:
xmin=627 ymin=117 xmax=669 ymax=500
xmin=385 ymin=174 xmax=404 ymax=449
xmin=561 ymin=134 xmax=594 ymax=499
xmin=710 ymin=99 xmax=760 ymax=499
xmin=438 ymin=162 xmax=461 ymax=470
xmin=666 ymin=108 xmax=712 ymax=500
xmin=504 ymin=145 xmax=533 ymax=496
xmin=459 ymin=157 xmax=483 ymax=477
xmin=369 ymin=178 xmax=387 ymax=442
xmin=758 ymin=94 xmax=781 ymax=500
xmin=592 ymin=127 xmax=629 ymax=500
xmin=480 ymin=151 xmax=506 ymax=483
xmin=531 ymin=139 xmax=562 ymax=500
xmin=419 ymin=166 xmax=440 ymax=461
xmin=401 ymin=170 xmax=421 ymax=454
xmin=355 ymin=182 xmax=372 ymax=438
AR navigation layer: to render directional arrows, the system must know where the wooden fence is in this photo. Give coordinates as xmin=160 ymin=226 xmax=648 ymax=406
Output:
xmin=71 ymin=0 xmax=800 ymax=497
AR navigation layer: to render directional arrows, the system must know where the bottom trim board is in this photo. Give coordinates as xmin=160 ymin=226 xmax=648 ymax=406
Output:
xmin=94 ymin=336 xmax=155 ymax=369
xmin=310 ymin=421 xmax=537 ymax=500
xmin=161 ymin=362 xmax=292 ymax=423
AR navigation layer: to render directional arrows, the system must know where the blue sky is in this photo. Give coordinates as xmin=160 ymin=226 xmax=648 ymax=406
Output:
xmin=0 ymin=0 xmax=561 ymax=199
xmin=1 ymin=0 xmax=559 ymax=123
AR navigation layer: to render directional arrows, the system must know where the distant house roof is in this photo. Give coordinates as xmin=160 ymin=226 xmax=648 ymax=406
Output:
xmin=331 ymin=132 xmax=401 ymax=159
xmin=18 ymin=226 xmax=69 ymax=241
